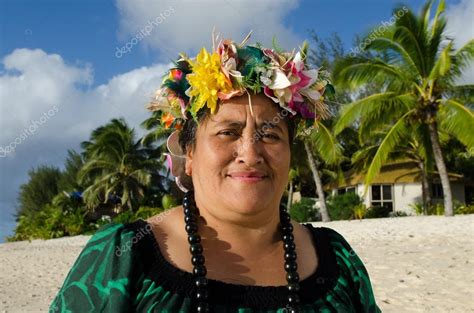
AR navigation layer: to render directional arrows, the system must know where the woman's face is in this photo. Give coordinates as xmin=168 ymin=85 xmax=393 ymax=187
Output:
xmin=185 ymin=93 xmax=291 ymax=217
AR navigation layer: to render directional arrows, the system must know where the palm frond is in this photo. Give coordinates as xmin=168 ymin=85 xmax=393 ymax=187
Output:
xmin=440 ymin=99 xmax=474 ymax=149
xmin=334 ymin=92 xmax=415 ymax=134
xmin=308 ymin=123 xmax=342 ymax=165
xmin=366 ymin=37 xmax=420 ymax=79
xmin=334 ymin=57 xmax=409 ymax=88
xmin=363 ymin=109 xmax=415 ymax=192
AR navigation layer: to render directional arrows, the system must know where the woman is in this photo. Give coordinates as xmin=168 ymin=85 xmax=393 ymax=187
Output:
xmin=50 ymin=33 xmax=381 ymax=312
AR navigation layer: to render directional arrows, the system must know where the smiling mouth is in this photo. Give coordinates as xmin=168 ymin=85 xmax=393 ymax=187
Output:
xmin=226 ymin=175 xmax=268 ymax=182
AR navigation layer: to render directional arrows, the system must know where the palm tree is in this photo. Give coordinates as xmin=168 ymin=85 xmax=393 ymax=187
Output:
xmin=79 ymin=118 xmax=161 ymax=212
xmin=333 ymin=0 xmax=474 ymax=216
xmin=288 ymin=35 xmax=349 ymax=222
xmin=297 ymin=122 xmax=343 ymax=222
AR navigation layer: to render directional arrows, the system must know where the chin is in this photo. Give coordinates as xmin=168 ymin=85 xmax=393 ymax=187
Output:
xmin=227 ymin=191 xmax=273 ymax=213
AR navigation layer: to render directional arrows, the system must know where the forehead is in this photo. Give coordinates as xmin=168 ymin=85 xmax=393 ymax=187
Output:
xmin=208 ymin=94 xmax=283 ymax=124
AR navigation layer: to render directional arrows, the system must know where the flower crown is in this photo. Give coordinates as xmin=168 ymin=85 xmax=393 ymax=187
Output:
xmin=146 ymin=32 xmax=334 ymax=132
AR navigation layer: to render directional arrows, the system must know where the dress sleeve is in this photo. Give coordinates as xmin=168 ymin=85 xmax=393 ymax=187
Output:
xmin=324 ymin=227 xmax=382 ymax=313
xmin=50 ymin=223 xmax=140 ymax=313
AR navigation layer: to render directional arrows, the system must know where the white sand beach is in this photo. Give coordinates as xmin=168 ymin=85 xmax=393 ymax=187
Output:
xmin=0 ymin=215 xmax=473 ymax=312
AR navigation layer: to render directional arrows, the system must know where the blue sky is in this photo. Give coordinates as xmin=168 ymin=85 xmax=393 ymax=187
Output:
xmin=0 ymin=0 xmax=472 ymax=242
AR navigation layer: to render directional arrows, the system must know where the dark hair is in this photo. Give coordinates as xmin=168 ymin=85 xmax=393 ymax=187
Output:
xmin=178 ymin=105 xmax=296 ymax=154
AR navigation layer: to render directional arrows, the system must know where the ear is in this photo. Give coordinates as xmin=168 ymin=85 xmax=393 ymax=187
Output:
xmin=185 ymin=146 xmax=193 ymax=176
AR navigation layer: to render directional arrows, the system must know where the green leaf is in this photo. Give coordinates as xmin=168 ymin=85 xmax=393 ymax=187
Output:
xmin=363 ymin=109 xmax=415 ymax=193
xmin=440 ymin=99 xmax=474 ymax=149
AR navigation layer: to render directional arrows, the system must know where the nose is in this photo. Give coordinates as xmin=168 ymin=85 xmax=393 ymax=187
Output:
xmin=233 ymin=129 xmax=264 ymax=166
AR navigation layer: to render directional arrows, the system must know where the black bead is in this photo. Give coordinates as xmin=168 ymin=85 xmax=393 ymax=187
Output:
xmin=288 ymin=293 xmax=300 ymax=304
xmin=184 ymin=207 xmax=195 ymax=216
xmin=284 ymin=251 xmax=297 ymax=261
xmin=195 ymin=277 xmax=208 ymax=288
xmin=193 ymin=265 xmax=207 ymax=276
xmin=190 ymin=243 xmax=203 ymax=254
xmin=183 ymin=197 xmax=192 ymax=208
xmin=196 ymin=302 xmax=210 ymax=312
xmin=192 ymin=254 xmax=205 ymax=265
xmin=188 ymin=234 xmax=201 ymax=244
xmin=284 ymin=242 xmax=296 ymax=251
xmin=185 ymin=215 xmax=197 ymax=224
xmin=287 ymin=283 xmax=300 ymax=292
xmin=186 ymin=223 xmax=198 ymax=234
xmin=286 ymin=271 xmax=300 ymax=283
xmin=282 ymin=233 xmax=294 ymax=243
xmin=285 ymin=262 xmax=298 ymax=272
xmin=196 ymin=288 xmax=209 ymax=300
xmin=281 ymin=223 xmax=293 ymax=233
xmin=280 ymin=213 xmax=291 ymax=223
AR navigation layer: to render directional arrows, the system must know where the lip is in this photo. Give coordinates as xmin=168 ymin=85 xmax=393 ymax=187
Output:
xmin=227 ymin=171 xmax=268 ymax=183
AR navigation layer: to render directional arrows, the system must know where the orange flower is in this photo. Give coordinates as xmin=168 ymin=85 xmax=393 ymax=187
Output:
xmin=161 ymin=112 xmax=175 ymax=129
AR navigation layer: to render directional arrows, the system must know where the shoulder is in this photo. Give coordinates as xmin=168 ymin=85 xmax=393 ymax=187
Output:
xmin=50 ymin=222 xmax=146 ymax=312
xmin=301 ymin=223 xmax=353 ymax=250
xmin=145 ymin=205 xmax=185 ymax=244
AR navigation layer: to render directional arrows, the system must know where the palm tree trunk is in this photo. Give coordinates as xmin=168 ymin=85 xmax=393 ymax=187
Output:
xmin=418 ymin=160 xmax=431 ymax=215
xmin=287 ymin=180 xmax=294 ymax=210
xmin=427 ymin=118 xmax=453 ymax=216
xmin=304 ymin=141 xmax=331 ymax=222
xmin=127 ymin=195 xmax=134 ymax=212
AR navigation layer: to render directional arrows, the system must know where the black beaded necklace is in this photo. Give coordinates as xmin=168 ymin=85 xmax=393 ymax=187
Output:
xmin=182 ymin=191 xmax=301 ymax=312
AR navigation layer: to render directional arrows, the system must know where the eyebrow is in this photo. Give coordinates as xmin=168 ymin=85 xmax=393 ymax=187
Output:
xmin=213 ymin=119 xmax=284 ymax=132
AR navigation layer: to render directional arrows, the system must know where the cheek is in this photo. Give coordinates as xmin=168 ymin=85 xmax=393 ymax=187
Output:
xmin=266 ymin=145 xmax=291 ymax=176
xmin=195 ymin=136 xmax=233 ymax=172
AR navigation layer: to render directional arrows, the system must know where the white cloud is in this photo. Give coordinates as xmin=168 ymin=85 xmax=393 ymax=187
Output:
xmin=0 ymin=49 xmax=168 ymax=155
xmin=445 ymin=0 xmax=474 ymax=84
xmin=115 ymin=0 xmax=302 ymax=59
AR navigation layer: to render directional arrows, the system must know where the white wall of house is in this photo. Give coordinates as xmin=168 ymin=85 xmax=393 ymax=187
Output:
xmin=354 ymin=183 xmax=421 ymax=213
xmin=393 ymin=183 xmax=422 ymax=213
xmin=329 ymin=181 xmax=466 ymax=215
xmin=356 ymin=184 xmax=370 ymax=208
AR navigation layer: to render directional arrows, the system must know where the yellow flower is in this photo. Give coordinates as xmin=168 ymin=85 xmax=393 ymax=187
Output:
xmin=187 ymin=48 xmax=232 ymax=114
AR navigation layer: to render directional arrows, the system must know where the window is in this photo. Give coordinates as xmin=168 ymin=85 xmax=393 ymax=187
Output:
xmin=337 ymin=187 xmax=356 ymax=195
xmin=432 ymin=183 xmax=443 ymax=199
xmin=371 ymin=185 xmax=393 ymax=211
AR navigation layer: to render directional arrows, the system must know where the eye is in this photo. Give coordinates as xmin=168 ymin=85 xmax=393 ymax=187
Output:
xmin=262 ymin=133 xmax=280 ymax=140
xmin=218 ymin=130 xmax=239 ymax=137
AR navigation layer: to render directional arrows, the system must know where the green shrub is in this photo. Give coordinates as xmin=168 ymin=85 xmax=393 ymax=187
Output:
xmin=389 ymin=211 xmax=409 ymax=217
xmin=410 ymin=201 xmax=474 ymax=216
xmin=289 ymin=198 xmax=319 ymax=222
xmin=134 ymin=206 xmax=166 ymax=220
xmin=353 ymin=204 xmax=367 ymax=219
xmin=327 ymin=193 xmax=362 ymax=220
xmin=365 ymin=205 xmax=392 ymax=218
xmin=7 ymin=203 xmax=93 ymax=242
xmin=454 ymin=203 xmax=474 ymax=215
xmin=111 ymin=206 xmax=165 ymax=224
xmin=409 ymin=202 xmax=424 ymax=215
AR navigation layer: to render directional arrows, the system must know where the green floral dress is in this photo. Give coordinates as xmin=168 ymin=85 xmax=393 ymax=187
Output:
xmin=50 ymin=219 xmax=381 ymax=312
